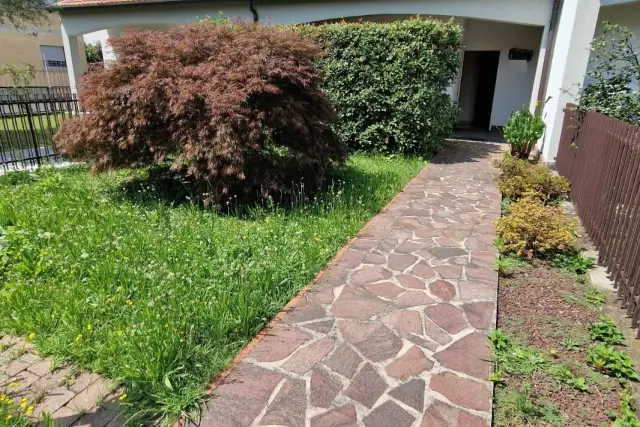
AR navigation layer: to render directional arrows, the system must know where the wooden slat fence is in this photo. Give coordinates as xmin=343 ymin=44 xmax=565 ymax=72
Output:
xmin=556 ymin=105 xmax=640 ymax=336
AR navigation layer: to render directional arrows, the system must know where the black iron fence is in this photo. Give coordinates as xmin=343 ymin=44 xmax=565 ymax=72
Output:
xmin=0 ymin=88 xmax=81 ymax=173
xmin=0 ymin=86 xmax=73 ymax=101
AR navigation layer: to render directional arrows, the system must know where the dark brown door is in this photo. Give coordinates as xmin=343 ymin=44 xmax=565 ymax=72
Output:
xmin=472 ymin=51 xmax=500 ymax=129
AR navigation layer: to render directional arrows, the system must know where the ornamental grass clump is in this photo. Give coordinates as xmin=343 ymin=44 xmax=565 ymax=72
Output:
xmin=496 ymin=196 xmax=577 ymax=259
xmin=54 ymin=21 xmax=346 ymax=206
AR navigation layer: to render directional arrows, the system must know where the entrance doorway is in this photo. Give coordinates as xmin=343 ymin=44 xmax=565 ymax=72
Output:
xmin=457 ymin=50 xmax=500 ymax=130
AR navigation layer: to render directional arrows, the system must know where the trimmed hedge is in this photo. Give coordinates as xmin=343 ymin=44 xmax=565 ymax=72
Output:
xmin=299 ymin=18 xmax=462 ymax=155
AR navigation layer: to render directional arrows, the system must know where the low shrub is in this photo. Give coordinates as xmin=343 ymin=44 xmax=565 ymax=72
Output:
xmin=496 ymin=197 xmax=577 ymax=258
xmin=54 ymin=21 xmax=346 ymax=206
xmin=494 ymin=152 xmax=529 ymax=179
xmin=503 ymin=106 xmax=545 ymax=159
xmin=495 ymin=154 xmax=570 ymax=203
xmin=298 ymin=18 xmax=462 ymax=155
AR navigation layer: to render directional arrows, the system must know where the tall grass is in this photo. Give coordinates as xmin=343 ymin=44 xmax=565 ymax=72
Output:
xmin=0 ymin=154 xmax=424 ymax=423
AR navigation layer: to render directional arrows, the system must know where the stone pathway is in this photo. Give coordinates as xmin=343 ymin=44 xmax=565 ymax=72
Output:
xmin=0 ymin=335 xmax=123 ymax=427
xmin=200 ymin=141 xmax=503 ymax=427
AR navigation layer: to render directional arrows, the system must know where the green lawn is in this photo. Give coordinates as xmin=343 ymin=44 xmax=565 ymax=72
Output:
xmin=0 ymin=155 xmax=424 ymax=423
xmin=0 ymin=113 xmax=66 ymax=152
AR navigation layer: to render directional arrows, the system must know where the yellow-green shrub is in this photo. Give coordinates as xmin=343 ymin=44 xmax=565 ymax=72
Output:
xmin=496 ymin=197 xmax=577 ymax=258
xmin=493 ymin=152 xmax=528 ymax=179
xmin=495 ymin=154 xmax=570 ymax=203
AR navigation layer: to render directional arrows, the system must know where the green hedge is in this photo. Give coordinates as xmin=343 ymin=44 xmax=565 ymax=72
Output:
xmin=298 ymin=18 xmax=462 ymax=155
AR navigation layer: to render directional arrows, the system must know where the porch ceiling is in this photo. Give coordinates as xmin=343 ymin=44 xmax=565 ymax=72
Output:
xmin=57 ymin=0 xmax=187 ymax=7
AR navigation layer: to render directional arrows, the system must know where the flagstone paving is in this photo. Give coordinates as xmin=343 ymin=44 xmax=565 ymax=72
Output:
xmin=200 ymin=141 xmax=504 ymax=427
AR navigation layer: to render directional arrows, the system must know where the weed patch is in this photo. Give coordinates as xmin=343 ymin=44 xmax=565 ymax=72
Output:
xmin=495 ymin=254 xmax=530 ymax=277
xmin=586 ymin=345 xmax=640 ymax=382
xmin=544 ymin=249 xmax=595 ymax=275
xmin=590 ymin=317 xmax=626 ymax=346
xmin=609 ymin=388 xmax=640 ymax=426
xmin=493 ymin=385 xmax=566 ymax=426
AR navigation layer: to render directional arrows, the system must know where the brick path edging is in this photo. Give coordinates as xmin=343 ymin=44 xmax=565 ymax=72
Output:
xmin=0 ymin=336 xmax=123 ymax=427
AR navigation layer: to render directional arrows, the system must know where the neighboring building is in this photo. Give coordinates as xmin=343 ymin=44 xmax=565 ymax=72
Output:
xmin=53 ymin=0 xmax=640 ymax=161
xmin=0 ymin=13 xmax=86 ymax=87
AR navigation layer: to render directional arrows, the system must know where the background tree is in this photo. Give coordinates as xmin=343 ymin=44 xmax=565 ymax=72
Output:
xmin=579 ymin=22 xmax=640 ymax=124
xmin=0 ymin=0 xmax=52 ymax=28
xmin=85 ymin=41 xmax=103 ymax=63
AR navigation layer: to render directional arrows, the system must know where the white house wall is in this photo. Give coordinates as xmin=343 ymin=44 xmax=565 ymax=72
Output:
xmin=463 ymin=19 xmax=544 ymax=127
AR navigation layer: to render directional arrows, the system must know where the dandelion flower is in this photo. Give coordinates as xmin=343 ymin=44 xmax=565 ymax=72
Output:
xmin=26 ymin=406 xmax=34 ymax=416
xmin=119 ymin=394 xmax=127 ymax=401
xmin=27 ymin=332 xmax=36 ymax=341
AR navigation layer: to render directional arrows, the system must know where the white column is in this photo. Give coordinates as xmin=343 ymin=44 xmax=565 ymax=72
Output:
xmin=540 ymin=0 xmax=600 ymax=162
xmin=61 ymin=23 xmax=86 ymax=94
xmin=530 ymin=22 xmax=550 ymax=113
xmin=448 ymin=18 xmax=467 ymax=104
xmin=94 ymin=28 xmax=122 ymax=67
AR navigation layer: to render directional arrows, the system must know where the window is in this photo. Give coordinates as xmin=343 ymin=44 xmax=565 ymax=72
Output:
xmin=46 ymin=59 xmax=67 ymax=68
xmin=40 ymin=45 xmax=67 ymax=71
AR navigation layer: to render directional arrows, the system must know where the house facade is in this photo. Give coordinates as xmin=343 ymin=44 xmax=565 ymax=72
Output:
xmin=54 ymin=0 xmax=640 ymax=161
xmin=0 ymin=13 xmax=85 ymax=87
